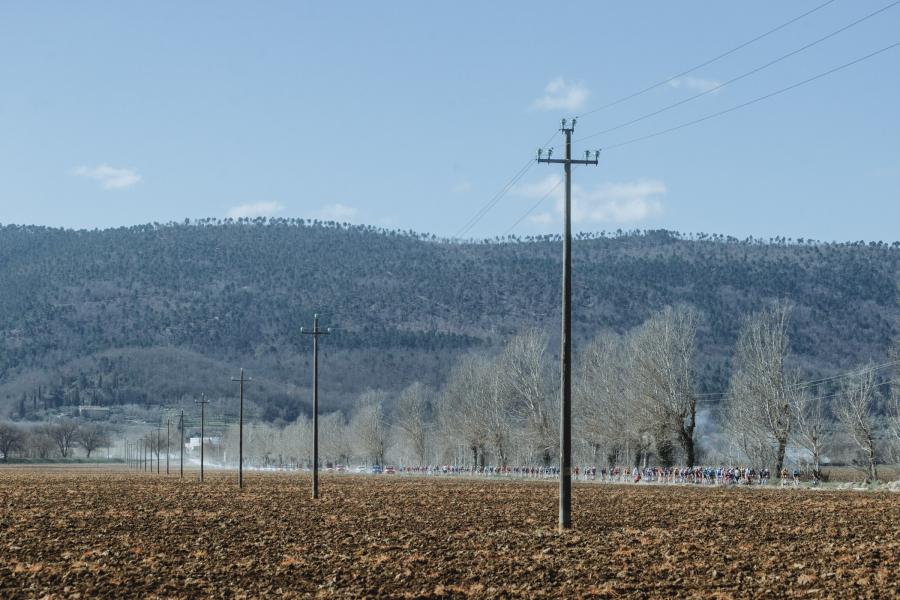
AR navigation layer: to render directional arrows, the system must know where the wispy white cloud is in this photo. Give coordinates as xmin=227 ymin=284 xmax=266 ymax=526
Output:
xmin=572 ymin=180 xmax=666 ymax=224
xmin=72 ymin=164 xmax=141 ymax=190
xmin=315 ymin=203 xmax=358 ymax=222
xmin=513 ymin=175 xmax=562 ymax=199
xmin=513 ymin=176 xmax=666 ymax=225
xmin=227 ymin=201 xmax=284 ymax=218
xmin=667 ymin=76 xmax=722 ymax=93
xmin=531 ymin=77 xmax=589 ymax=112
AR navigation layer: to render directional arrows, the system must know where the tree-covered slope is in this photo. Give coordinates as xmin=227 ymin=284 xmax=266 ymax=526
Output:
xmin=0 ymin=220 xmax=897 ymax=419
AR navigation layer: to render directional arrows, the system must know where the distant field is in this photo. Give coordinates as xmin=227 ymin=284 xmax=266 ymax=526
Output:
xmin=821 ymin=464 xmax=900 ymax=483
xmin=0 ymin=469 xmax=897 ymax=598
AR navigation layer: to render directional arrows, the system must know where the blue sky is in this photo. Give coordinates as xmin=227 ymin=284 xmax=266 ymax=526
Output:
xmin=1 ymin=1 xmax=898 ymax=241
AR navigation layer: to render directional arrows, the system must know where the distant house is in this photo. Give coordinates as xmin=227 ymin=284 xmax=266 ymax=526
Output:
xmin=77 ymin=405 xmax=110 ymax=419
xmin=185 ymin=436 xmax=221 ymax=451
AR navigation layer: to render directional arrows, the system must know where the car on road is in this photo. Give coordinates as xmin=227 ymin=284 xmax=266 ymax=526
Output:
xmin=370 ymin=465 xmax=383 ymax=474
xmin=384 ymin=466 xmax=396 ymax=474
xmin=354 ymin=466 xmax=367 ymax=473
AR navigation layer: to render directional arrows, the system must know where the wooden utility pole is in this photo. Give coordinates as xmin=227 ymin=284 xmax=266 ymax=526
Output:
xmin=231 ymin=368 xmax=252 ymax=489
xmin=154 ymin=424 xmax=163 ymax=474
xmin=180 ymin=409 xmax=184 ymax=479
xmin=166 ymin=418 xmax=171 ymax=475
xmin=537 ymin=118 xmax=599 ymax=531
xmin=301 ymin=314 xmax=330 ymax=499
xmin=195 ymin=394 xmax=210 ymax=482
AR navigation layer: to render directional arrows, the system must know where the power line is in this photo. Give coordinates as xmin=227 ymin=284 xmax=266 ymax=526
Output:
xmin=792 ymin=358 xmax=900 ymax=392
xmin=454 ymin=130 xmax=558 ymax=240
xmin=505 ymin=40 xmax=898 ymax=234
xmin=577 ymin=0 xmax=900 ymax=143
xmin=799 ymin=377 xmax=900 ymax=405
xmin=598 ymin=40 xmax=900 ymax=152
xmin=696 ymin=358 xmax=900 ymax=400
xmin=576 ymin=0 xmax=840 ymax=118
xmin=503 ymin=177 xmax=563 ymax=236
xmin=454 ymin=159 xmax=534 ymax=239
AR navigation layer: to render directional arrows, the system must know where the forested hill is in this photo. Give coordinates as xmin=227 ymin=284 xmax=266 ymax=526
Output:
xmin=1 ymin=220 xmax=897 ymax=421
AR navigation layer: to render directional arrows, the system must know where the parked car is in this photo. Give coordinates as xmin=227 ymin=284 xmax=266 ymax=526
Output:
xmin=384 ymin=466 xmax=396 ymax=474
xmin=354 ymin=466 xmax=367 ymax=473
xmin=370 ymin=465 xmax=383 ymax=474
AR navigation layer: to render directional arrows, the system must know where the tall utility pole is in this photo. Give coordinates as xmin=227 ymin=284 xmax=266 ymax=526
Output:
xmin=155 ymin=424 xmax=163 ymax=474
xmin=195 ymin=394 xmax=210 ymax=483
xmin=301 ymin=314 xmax=330 ymax=499
xmin=166 ymin=417 xmax=171 ymax=475
xmin=231 ymin=368 xmax=252 ymax=489
xmin=179 ymin=409 xmax=185 ymax=479
xmin=537 ymin=118 xmax=599 ymax=531
xmin=166 ymin=418 xmax=171 ymax=475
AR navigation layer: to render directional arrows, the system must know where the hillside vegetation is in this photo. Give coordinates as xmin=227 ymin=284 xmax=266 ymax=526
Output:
xmin=1 ymin=219 xmax=897 ymax=421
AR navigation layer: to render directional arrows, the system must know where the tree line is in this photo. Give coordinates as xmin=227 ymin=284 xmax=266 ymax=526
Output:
xmin=193 ymin=303 xmax=900 ymax=482
xmin=4 ymin=301 xmax=897 ymax=481
xmin=0 ymin=419 xmax=112 ymax=461
xmin=2 ymin=222 xmax=897 ymax=419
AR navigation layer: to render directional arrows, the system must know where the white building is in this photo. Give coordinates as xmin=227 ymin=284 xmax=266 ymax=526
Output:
xmin=185 ymin=436 xmax=221 ymax=452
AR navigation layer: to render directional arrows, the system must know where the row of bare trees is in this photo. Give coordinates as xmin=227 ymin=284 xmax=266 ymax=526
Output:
xmin=196 ymin=302 xmax=900 ymax=481
xmin=724 ymin=302 xmax=898 ymax=481
xmin=575 ymin=306 xmax=702 ymax=472
xmin=0 ymin=420 xmax=112 ymax=461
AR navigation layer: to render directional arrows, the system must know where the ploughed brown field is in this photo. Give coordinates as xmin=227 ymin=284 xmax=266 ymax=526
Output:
xmin=1 ymin=469 xmax=898 ymax=598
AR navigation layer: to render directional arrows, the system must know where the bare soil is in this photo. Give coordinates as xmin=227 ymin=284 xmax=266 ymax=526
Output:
xmin=0 ymin=469 xmax=897 ymax=598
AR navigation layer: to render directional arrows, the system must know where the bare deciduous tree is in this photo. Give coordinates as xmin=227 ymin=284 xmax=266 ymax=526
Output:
xmin=888 ymin=387 xmax=900 ymax=463
xmin=394 ymin=382 xmax=432 ymax=466
xmin=835 ymin=367 xmax=881 ymax=482
xmin=320 ymin=411 xmax=352 ymax=466
xmin=792 ymin=388 xmax=830 ymax=481
xmin=78 ymin=423 xmax=111 ymax=459
xmin=726 ymin=301 xmax=793 ymax=475
xmin=351 ymin=391 xmax=390 ymax=466
xmin=576 ymin=332 xmax=641 ymax=467
xmin=48 ymin=419 xmax=80 ymax=458
xmin=0 ymin=422 xmax=26 ymax=461
xmin=632 ymin=305 xmax=700 ymax=466
xmin=502 ymin=331 xmax=557 ymax=466
xmin=281 ymin=416 xmax=312 ymax=467
xmin=29 ymin=430 xmax=55 ymax=459
xmin=439 ymin=355 xmax=490 ymax=467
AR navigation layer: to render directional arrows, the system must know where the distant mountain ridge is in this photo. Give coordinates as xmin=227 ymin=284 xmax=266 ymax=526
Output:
xmin=0 ymin=220 xmax=897 ymax=420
